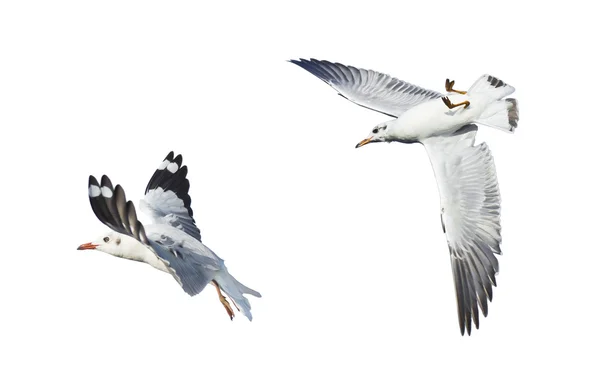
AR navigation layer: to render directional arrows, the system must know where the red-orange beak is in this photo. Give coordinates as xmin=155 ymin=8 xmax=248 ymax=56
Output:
xmin=355 ymin=137 xmax=373 ymax=148
xmin=77 ymin=242 xmax=98 ymax=250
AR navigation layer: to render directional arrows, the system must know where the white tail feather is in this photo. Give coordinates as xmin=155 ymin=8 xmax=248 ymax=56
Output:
xmin=477 ymin=98 xmax=519 ymax=133
xmin=469 ymin=74 xmax=515 ymax=99
xmin=214 ymin=270 xmax=261 ymax=321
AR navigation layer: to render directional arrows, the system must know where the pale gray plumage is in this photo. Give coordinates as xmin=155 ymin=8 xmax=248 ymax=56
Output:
xmin=423 ymin=124 xmax=501 ymax=335
xmin=142 ymin=152 xmax=202 ymax=241
xmin=289 ymin=58 xmax=443 ymax=117
xmin=84 ymin=152 xmax=261 ymax=320
xmin=292 ymin=58 xmax=518 ymax=335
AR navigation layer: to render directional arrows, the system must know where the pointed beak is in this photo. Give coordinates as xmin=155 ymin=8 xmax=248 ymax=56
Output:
xmin=355 ymin=137 xmax=373 ymax=148
xmin=77 ymin=242 xmax=98 ymax=250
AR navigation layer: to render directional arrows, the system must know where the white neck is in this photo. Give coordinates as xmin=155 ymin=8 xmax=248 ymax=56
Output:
xmin=387 ymin=120 xmax=418 ymax=143
xmin=107 ymin=235 xmax=170 ymax=274
xmin=128 ymin=241 xmax=170 ymax=273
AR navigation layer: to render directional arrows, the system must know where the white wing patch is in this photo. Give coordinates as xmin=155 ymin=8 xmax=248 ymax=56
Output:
xmin=167 ymin=162 xmax=179 ymax=173
xmin=158 ymin=159 xmax=169 ymax=170
xmin=101 ymin=186 xmax=113 ymax=198
xmin=88 ymin=184 xmax=101 ymax=197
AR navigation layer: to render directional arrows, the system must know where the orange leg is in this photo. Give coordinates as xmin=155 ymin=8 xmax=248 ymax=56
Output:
xmin=442 ymin=96 xmax=470 ymax=109
xmin=212 ymin=280 xmax=235 ymax=320
xmin=445 ymin=79 xmax=467 ymax=94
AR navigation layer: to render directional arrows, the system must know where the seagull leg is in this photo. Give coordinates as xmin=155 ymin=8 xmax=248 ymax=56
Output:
xmin=442 ymin=96 xmax=470 ymax=109
xmin=212 ymin=280 xmax=235 ymax=320
xmin=445 ymin=79 xmax=467 ymax=94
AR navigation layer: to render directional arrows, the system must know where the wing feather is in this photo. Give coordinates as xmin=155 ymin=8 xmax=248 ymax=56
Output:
xmin=290 ymin=58 xmax=442 ymax=117
xmin=423 ymin=124 xmax=502 ymax=335
xmin=140 ymin=152 xmax=202 ymax=241
xmin=87 ymin=175 xmax=215 ymax=296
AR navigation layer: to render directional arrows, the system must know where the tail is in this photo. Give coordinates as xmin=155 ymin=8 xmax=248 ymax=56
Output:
xmin=476 ymin=98 xmax=519 ymax=133
xmin=468 ymin=74 xmax=515 ymax=99
xmin=469 ymin=74 xmax=518 ymax=132
xmin=214 ymin=270 xmax=261 ymax=321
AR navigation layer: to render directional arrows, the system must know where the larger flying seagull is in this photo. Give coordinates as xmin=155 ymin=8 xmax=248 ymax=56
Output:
xmin=291 ymin=58 xmax=519 ymax=335
xmin=78 ymin=152 xmax=261 ymax=320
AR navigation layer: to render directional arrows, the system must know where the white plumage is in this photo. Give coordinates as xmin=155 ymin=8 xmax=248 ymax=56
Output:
xmin=79 ymin=152 xmax=261 ymax=321
xmin=291 ymin=58 xmax=519 ymax=335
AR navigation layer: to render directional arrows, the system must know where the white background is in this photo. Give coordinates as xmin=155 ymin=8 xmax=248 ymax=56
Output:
xmin=1 ymin=1 xmax=599 ymax=378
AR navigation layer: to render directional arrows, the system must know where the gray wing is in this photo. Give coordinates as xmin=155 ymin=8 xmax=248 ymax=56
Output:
xmin=146 ymin=230 xmax=222 ymax=296
xmin=290 ymin=58 xmax=443 ymax=117
xmin=422 ymin=124 xmax=502 ymax=336
xmin=140 ymin=152 xmax=202 ymax=242
xmin=88 ymin=175 xmax=215 ymax=296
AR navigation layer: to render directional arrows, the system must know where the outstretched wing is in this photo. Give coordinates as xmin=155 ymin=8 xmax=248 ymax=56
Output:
xmin=290 ymin=58 xmax=442 ymax=117
xmin=422 ymin=124 xmax=502 ymax=335
xmin=88 ymin=175 xmax=215 ymax=296
xmin=140 ymin=152 xmax=202 ymax=242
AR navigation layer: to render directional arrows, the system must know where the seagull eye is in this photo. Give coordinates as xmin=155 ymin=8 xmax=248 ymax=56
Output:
xmin=372 ymin=128 xmax=379 ymax=134
xmin=103 ymin=237 xmax=110 ymax=243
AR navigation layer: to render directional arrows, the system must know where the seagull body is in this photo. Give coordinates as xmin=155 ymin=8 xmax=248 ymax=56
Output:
xmin=291 ymin=58 xmax=519 ymax=335
xmin=390 ymin=93 xmax=484 ymax=140
xmin=79 ymin=152 xmax=261 ymax=321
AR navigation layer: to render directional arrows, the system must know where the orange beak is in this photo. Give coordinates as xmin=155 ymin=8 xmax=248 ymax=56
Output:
xmin=355 ymin=137 xmax=373 ymax=148
xmin=77 ymin=242 xmax=98 ymax=250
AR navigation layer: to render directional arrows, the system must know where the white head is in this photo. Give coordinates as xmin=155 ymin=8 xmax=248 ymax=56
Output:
xmin=355 ymin=121 xmax=393 ymax=148
xmin=77 ymin=231 xmax=131 ymax=258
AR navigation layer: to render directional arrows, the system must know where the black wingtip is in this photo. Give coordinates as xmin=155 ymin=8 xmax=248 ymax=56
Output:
xmin=89 ymin=175 xmax=99 ymax=187
xmin=144 ymin=151 xmax=194 ymax=219
xmin=173 ymin=154 xmax=183 ymax=168
xmin=114 ymin=184 xmax=125 ymax=197
xmin=101 ymin=175 xmax=113 ymax=190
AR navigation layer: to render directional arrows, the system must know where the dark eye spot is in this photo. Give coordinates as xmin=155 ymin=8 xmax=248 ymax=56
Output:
xmin=116 ymin=238 xmax=121 ymax=245
xmin=103 ymin=237 xmax=110 ymax=243
xmin=381 ymin=125 xmax=387 ymax=130
xmin=372 ymin=128 xmax=379 ymax=134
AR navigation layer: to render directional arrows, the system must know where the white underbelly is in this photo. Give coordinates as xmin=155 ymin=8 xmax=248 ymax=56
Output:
xmin=399 ymin=95 xmax=488 ymax=139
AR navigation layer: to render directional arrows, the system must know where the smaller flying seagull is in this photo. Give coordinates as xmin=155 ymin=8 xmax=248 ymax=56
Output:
xmin=78 ymin=152 xmax=261 ymax=320
xmin=291 ymin=58 xmax=519 ymax=335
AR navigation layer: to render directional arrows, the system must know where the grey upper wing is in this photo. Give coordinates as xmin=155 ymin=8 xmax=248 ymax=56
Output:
xmin=147 ymin=234 xmax=220 ymax=296
xmin=422 ymin=124 xmax=502 ymax=336
xmin=290 ymin=58 xmax=443 ymax=117
xmin=88 ymin=175 xmax=214 ymax=296
xmin=140 ymin=152 xmax=202 ymax=242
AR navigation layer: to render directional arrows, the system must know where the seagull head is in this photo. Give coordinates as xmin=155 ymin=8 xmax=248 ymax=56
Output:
xmin=355 ymin=122 xmax=391 ymax=148
xmin=77 ymin=231 xmax=128 ymax=257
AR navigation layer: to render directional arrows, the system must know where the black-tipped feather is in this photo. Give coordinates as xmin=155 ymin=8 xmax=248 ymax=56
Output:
xmin=89 ymin=176 xmax=118 ymax=231
xmin=142 ymin=152 xmax=201 ymax=241
xmin=145 ymin=151 xmax=175 ymax=193
xmin=101 ymin=176 xmax=124 ymax=231
xmin=88 ymin=175 xmax=147 ymax=241
xmin=114 ymin=185 xmax=129 ymax=232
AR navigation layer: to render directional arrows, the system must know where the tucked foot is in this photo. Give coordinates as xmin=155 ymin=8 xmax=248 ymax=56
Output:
xmin=445 ymin=79 xmax=467 ymax=94
xmin=213 ymin=280 xmax=235 ymax=320
xmin=442 ymin=96 xmax=470 ymax=109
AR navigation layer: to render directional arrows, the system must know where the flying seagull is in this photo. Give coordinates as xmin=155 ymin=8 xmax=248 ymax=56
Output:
xmin=290 ymin=58 xmax=519 ymax=335
xmin=78 ymin=152 xmax=261 ymax=321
